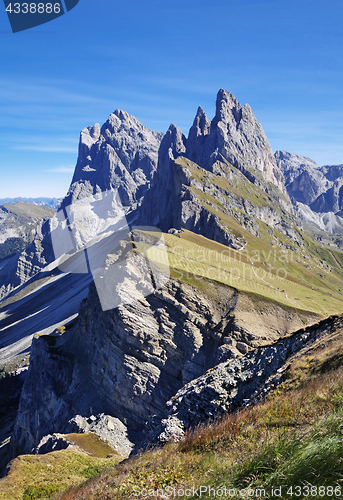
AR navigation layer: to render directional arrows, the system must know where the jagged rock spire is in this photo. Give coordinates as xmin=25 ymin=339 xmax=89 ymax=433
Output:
xmin=187 ymin=106 xmax=211 ymax=165
xmin=186 ymin=89 xmax=287 ymax=196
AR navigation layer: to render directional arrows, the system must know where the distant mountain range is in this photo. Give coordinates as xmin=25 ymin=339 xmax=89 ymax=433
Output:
xmin=0 ymin=202 xmax=56 ymax=261
xmin=0 ymin=197 xmax=61 ymax=209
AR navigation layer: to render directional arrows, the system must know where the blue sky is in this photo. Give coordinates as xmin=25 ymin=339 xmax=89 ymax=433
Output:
xmin=0 ymin=0 xmax=343 ymax=198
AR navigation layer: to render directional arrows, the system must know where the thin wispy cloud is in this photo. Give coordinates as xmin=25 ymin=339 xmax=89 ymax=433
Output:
xmin=43 ymin=166 xmax=75 ymax=173
xmin=15 ymin=145 xmax=77 ymax=153
xmin=0 ymin=78 xmax=111 ymax=106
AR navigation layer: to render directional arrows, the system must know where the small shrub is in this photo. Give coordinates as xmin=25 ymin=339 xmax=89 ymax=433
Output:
xmin=81 ymin=465 xmax=105 ymax=478
xmin=23 ymin=483 xmax=61 ymax=499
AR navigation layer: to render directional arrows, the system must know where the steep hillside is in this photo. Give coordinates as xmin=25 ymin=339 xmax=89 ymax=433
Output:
xmin=56 ymin=316 xmax=342 ymax=500
xmin=1 ymin=313 xmax=343 ymax=500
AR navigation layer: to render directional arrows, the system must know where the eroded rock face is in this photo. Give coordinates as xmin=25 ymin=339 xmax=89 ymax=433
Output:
xmin=63 ymin=111 xmax=164 ymax=210
xmin=10 ymin=239 xmax=317 ymax=459
xmin=147 ymin=314 xmax=341 ymax=444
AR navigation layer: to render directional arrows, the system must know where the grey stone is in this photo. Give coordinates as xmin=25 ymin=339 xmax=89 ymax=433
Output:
xmin=275 ymin=150 xmax=343 ymax=234
xmin=146 ymin=315 xmax=340 ymax=445
xmin=236 ymin=341 xmax=249 ymax=354
xmin=66 ymin=414 xmax=134 ymax=458
xmin=9 ymin=243 xmax=317 ymax=460
xmin=186 ymin=91 xmax=289 ymax=199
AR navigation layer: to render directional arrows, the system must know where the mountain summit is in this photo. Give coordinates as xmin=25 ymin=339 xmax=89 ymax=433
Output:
xmin=186 ymin=90 xmax=286 ymax=194
xmin=64 ymin=90 xmax=288 ymax=214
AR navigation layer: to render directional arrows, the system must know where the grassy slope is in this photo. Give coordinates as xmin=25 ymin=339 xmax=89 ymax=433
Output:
xmin=134 ymin=156 xmax=343 ymax=316
xmin=2 ymin=203 xmax=55 ymax=220
xmin=0 ymin=434 xmax=122 ymax=500
xmin=139 ymin=227 xmax=343 ymax=316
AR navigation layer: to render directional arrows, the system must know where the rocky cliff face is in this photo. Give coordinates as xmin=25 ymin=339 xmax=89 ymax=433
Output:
xmin=63 ymin=111 xmax=164 ymax=210
xmin=139 ymin=91 xmax=294 ymax=244
xmin=10 ymin=235 xmax=317 ymax=458
xmin=275 ymin=150 xmax=343 ymax=234
xmin=62 ymin=90 xmax=291 ymax=241
xmin=147 ymin=313 xmax=342 ymax=445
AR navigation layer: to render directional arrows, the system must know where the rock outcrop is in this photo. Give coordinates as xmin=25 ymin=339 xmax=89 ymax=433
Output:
xmin=147 ymin=314 xmax=342 ymax=444
xmin=66 ymin=414 xmax=134 ymax=457
xmin=63 ymin=111 xmax=164 ymax=210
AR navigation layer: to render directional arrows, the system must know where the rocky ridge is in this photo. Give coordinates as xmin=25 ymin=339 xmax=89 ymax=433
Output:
xmin=62 ymin=112 xmax=164 ymax=210
xmin=0 ymin=90 xmax=292 ymax=305
xmin=275 ymin=150 xmax=343 ymax=234
xmin=9 ymin=236 xmax=318 ymax=461
xmin=147 ymin=314 xmax=340 ymax=444
xmin=186 ymin=91 xmax=288 ymax=197
xmin=3 ymin=90 xmax=343 ymax=473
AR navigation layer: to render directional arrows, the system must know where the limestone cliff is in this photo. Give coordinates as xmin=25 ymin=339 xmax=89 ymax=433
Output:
xmin=63 ymin=111 xmax=163 ymax=210
xmin=186 ymin=91 xmax=288 ymax=198
xmin=147 ymin=314 xmax=341 ymax=444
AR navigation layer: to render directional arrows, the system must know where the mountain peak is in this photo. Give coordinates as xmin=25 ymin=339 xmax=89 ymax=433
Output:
xmin=192 ymin=106 xmax=211 ymax=134
xmin=160 ymin=124 xmax=187 ymax=160
xmin=186 ymin=107 xmax=211 ymax=164
xmin=64 ymin=90 xmax=288 ymax=215
xmin=185 ymin=90 xmax=288 ymax=197
xmin=215 ymin=89 xmax=241 ymax=122
xmin=64 ymin=111 xmax=163 ymax=209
